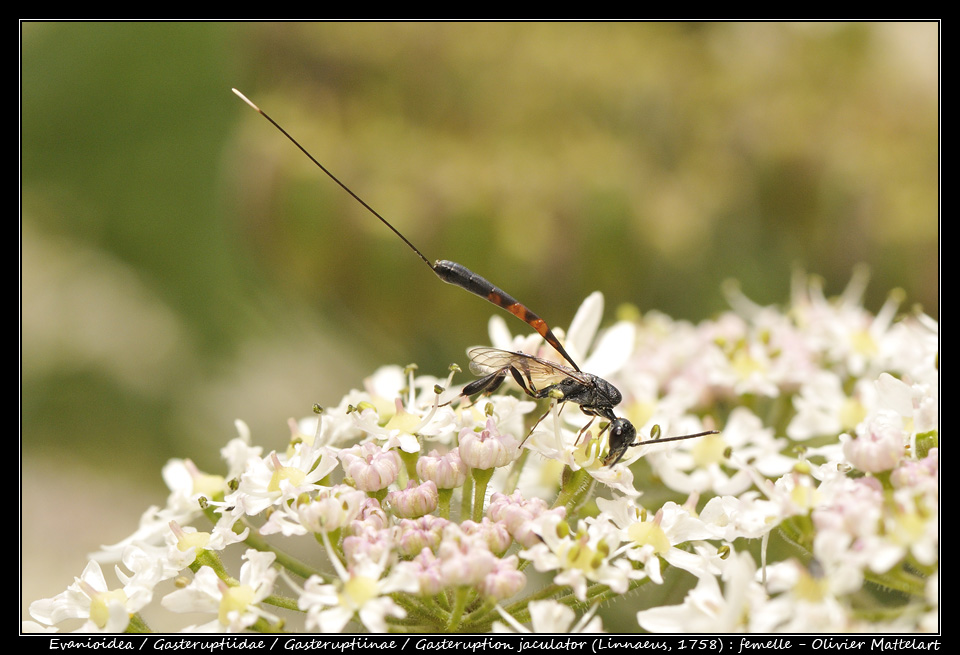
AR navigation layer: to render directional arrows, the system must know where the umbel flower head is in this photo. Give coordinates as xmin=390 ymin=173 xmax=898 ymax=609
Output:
xmin=28 ymin=273 xmax=938 ymax=634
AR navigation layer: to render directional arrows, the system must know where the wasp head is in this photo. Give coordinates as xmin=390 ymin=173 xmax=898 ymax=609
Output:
xmin=602 ymin=417 xmax=637 ymax=466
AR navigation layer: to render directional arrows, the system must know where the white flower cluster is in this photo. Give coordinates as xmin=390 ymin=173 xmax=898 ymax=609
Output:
xmin=26 ymin=272 xmax=938 ymax=634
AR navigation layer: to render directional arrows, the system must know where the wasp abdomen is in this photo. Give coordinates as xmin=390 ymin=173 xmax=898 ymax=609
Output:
xmin=433 ymin=260 xmax=579 ymax=371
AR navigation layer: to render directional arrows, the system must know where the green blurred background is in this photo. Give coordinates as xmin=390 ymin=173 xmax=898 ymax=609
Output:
xmin=21 ymin=22 xmax=938 ymax=627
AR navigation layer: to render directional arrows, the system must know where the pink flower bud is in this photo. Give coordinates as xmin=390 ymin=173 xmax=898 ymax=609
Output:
xmin=478 ymin=556 xmax=526 ymax=600
xmin=409 ymin=549 xmax=444 ymax=597
xmin=843 ymin=410 xmax=905 ymax=473
xmin=343 ymin=526 xmax=392 ymax=565
xmin=386 ymin=480 xmax=439 ymax=519
xmin=461 ymin=518 xmax=512 ymax=555
xmin=488 ymin=491 xmax=566 ymax=548
xmin=339 ymin=443 xmax=401 ymax=492
xmin=396 ymin=515 xmax=449 ymax=557
xmin=417 ymin=448 xmax=469 ymax=489
xmin=349 ymin=497 xmax=389 ymax=534
xmin=458 ymin=419 xmax=520 ymax=470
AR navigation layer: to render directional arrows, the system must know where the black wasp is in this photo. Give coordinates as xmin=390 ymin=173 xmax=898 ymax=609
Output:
xmin=233 ymin=89 xmax=716 ymax=466
xmin=462 ymin=347 xmax=635 ymax=465
xmin=462 ymin=347 xmax=715 ymax=466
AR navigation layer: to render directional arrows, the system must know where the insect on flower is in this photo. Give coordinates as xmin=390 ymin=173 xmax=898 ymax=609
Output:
xmin=233 ymin=89 xmax=716 ymax=466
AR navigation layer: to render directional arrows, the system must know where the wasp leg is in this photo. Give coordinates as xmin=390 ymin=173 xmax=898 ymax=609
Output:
xmin=519 ymin=401 xmax=562 ymax=443
xmin=443 ymin=369 xmax=508 ymax=407
xmin=519 ymin=408 xmax=549 ymax=446
xmin=573 ymin=417 xmax=596 ymax=446
xmin=508 ymin=365 xmax=544 ymax=397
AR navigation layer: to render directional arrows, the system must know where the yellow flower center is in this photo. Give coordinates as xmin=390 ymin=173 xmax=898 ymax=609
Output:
xmin=790 ymin=481 xmax=820 ymax=510
xmin=177 ymin=530 xmax=211 ymax=552
xmin=794 ymin=569 xmax=828 ymax=602
xmin=562 ymin=538 xmax=605 ymax=573
xmin=627 ymin=521 xmax=670 ymax=555
xmin=573 ymin=432 xmax=602 ymax=467
xmin=626 ymin=401 xmax=656 ymax=432
xmin=385 ymin=408 xmax=420 ymax=434
xmin=692 ymin=433 xmax=727 ymax=467
xmin=732 ymin=348 xmax=764 ymax=379
xmin=269 ymin=466 xmax=305 ymax=492
xmin=219 ymin=585 xmax=255 ymax=626
xmin=193 ymin=473 xmax=226 ymax=498
xmin=89 ymin=589 xmax=127 ymax=629
xmin=891 ymin=509 xmax=925 ymax=546
xmin=340 ymin=576 xmax=378 ymax=610
xmin=839 ymin=397 xmax=867 ymax=431
xmin=851 ymin=329 xmax=878 ymax=357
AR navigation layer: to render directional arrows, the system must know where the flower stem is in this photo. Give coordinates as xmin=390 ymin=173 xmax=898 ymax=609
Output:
xmin=471 ymin=468 xmax=495 ymax=522
xmin=125 ymin=613 xmax=152 ymax=633
xmin=446 ymin=587 xmax=471 ymax=631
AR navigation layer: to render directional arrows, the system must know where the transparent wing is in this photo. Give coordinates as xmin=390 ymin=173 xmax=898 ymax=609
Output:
xmin=466 ymin=347 xmax=588 ymax=387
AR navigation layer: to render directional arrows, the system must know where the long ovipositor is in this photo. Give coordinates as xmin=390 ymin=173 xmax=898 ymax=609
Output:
xmin=432 ymin=260 xmax=580 ymax=371
xmin=233 ymin=88 xmax=580 ymax=372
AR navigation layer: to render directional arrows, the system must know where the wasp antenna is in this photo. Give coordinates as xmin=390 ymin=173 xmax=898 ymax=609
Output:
xmin=641 ymin=429 xmax=719 ymax=447
xmin=231 ymin=88 xmax=258 ymax=111
xmin=232 ymin=88 xmax=435 ymax=270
